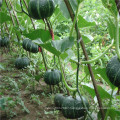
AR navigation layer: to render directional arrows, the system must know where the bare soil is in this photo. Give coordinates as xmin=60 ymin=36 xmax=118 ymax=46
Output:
xmin=0 ymin=51 xmax=67 ymax=120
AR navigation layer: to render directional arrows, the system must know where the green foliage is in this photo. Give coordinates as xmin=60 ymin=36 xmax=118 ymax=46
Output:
xmin=0 ymin=0 xmax=120 ymax=119
xmin=78 ymin=15 xmax=96 ymax=28
xmin=23 ymin=29 xmax=51 ymax=42
xmin=101 ymin=0 xmax=118 ymax=17
xmin=0 ymin=12 xmax=11 ymax=24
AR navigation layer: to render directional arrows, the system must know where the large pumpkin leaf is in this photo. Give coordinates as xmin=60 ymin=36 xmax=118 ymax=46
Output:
xmin=69 ymin=0 xmax=78 ymax=11
xmin=96 ymin=68 xmax=115 ymax=89
xmin=82 ymin=83 xmax=111 ymax=99
xmin=58 ymin=0 xmax=70 ymax=19
xmin=97 ymin=85 xmax=111 ymax=99
xmin=52 ymin=37 xmax=74 ymax=53
xmin=98 ymin=109 xmax=120 ymax=120
xmin=53 ymin=7 xmax=68 ymax=22
xmin=23 ymin=29 xmax=51 ymax=42
xmin=101 ymin=0 xmax=118 ymax=17
xmin=0 ymin=12 xmax=11 ymax=24
xmin=82 ymin=83 xmax=95 ymax=98
xmin=33 ymin=39 xmax=61 ymax=56
xmin=78 ymin=15 xmax=96 ymax=28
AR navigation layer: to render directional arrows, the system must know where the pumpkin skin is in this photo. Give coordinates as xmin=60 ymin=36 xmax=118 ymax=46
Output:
xmin=54 ymin=94 xmax=65 ymax=109
xmin=106 ymin=55 xmax=120 ymax=87
xmin=0 ymin=37 xmax=9 ymax=47
xmin=22 ymin=38 xmax=38 ymax=53
xmin=44 ymin=69 xmax=62 ymax=85
xmin=28 ymin=0 xmax=55 ymax=19
xmin=15 ymin=57 xmax=30 ymax=69
xmin=61 ymin=96 xmax=89 ymax=119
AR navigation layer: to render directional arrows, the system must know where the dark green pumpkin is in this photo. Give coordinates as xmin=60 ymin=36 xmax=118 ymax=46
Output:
xmin=61 ymin=96 xmax=89 ymax=119
xmin=106 ymin=55 xmax=120 ymax=87
xmin=15 ymin=57 xmax=30 ymax=69
xmin=28 ymin=0 xmax=55 ymax=19
xmin=54 ymin=94 xmax=65 ymax=109
xmin=0 ymin=0 xmax=2 ymax=7
xmin=0 ymin=37 xmax=9 ymax=47
xmin=22 ymin=38 xmax=38 ymax=53
xmin=44 ymin=69 xmax=62 ymax=85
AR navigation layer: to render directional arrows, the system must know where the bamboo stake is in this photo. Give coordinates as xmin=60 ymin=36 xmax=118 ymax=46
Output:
xmin=63 ymin=0 xmax=105 ymax=119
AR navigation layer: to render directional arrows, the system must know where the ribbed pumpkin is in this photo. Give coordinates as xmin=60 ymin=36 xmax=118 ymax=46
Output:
xmin=28 ymin=0 xmax=55 ymax=19
xmin=22 ymin=38 xmax=38 ymax=53
xmin=44 ymin=69 xmax=62 ymax=85
xmin=106 ymin=55 xmax=120 ymax=87
xmin=0 ymin=37 xmax=9 ymax=47
xmin=54 ymin=94 xmax=65 ymax=110
xmin=15 ymin=57 xmax=30 ymax=69
xmin=0 ymin=0 xmax=2 ymax=7
xmin=61 ymin=96 xmax=89 ymax=119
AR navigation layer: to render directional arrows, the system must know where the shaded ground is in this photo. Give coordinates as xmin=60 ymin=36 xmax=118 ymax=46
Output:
xmin=0 ymin=50 xmax=67 ymax=120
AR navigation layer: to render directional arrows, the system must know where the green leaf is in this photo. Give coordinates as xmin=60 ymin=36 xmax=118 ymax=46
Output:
xmin=109 ymin=109 xmax=120 ymax=119
xmin=101 ymin=0 xmax=118 ymax=17
xmin=40 ymin=43 xmax=61 ymax=56
xmin=58 ymin=0 xmax=70 ymax=19
xmin=97 ymin=85 xmax=111 ymax=99
xmin=52 ymin=37 xmax=74 ymax=52
xmin=82 ymin=34 xmax=93 ymax=43
xmin=107 ymin=18 xmax=116 ymax=40
xmin=23 ymin=29 xmax=51 ymax=42
xmin=54 ymin=7 xmax=68 ymax=22
xmin=82 ymin=83 xmax=95 ymax=98
xmin=0 ymin=98 xmax=5 ymax=110
xmin=82 ymin=83 xmax=111 ymax=99
xmin=96 ymin=68 xmax=115 ymax=89
xmin=98 ymin=109 xmax=120 ymax=120
xmin=0 ymin=64 xmax=4 ymax=70
xmin=0 ymin=12 xmax=11 ymax=24
xmin=69 ymin=0 xmax=78 ymax=11
xmin=78 ymin=15 xmax=96 ymax=28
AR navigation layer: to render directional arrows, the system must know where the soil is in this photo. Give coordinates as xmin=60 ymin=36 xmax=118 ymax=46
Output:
xmin=0 ymin=51 xmax=67 ymax=120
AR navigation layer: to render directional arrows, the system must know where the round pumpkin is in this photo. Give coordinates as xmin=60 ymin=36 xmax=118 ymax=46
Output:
xmin=22 ymin=38 xmax=38 ymax=53
xmin=54 ymin=94 xmax=65 ymax=110
xmin=106 ymin=55 xmax=120 ymax=87
xmin=15 ymin=57 xmax=30 ymax=69
xmin=28 ymin=0 xmax=55 ymax=19
xmin=44 ymin=69 xmax=62 ymax=85
xmin=0 ymin=37 xmax=9 ymax=47
xmin=61 ymin=96 xmax=89 ymax=119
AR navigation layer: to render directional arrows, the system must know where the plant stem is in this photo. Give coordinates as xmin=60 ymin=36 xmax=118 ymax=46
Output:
xmin=80 ymin=39 xmax=114 ymax=64
xmin=58 ymin=57 xmax=77 ymax=92
xmin=22 ymin=0 xmax=35 ymax=29
xmin=77 ymin=89 xmax=93 ymax=120
xmin=63 ymin=0 xmax=105 ymax=119
xmin=116 ymin=13 xmax=120 ymax=60
xmin=5 ymin=0 xmax=20 ymax=43
xmin=104 ymin=89 xmax=114 ymax=120
xmin=70 ymin=3 xmax=79 ymax=37
xmin=21 ymin=0 xmax=47 ymax=71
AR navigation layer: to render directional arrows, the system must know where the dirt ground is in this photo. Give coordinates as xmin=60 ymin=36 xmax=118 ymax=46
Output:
xmin=0 ymin=50 xmax=67 ymax=120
